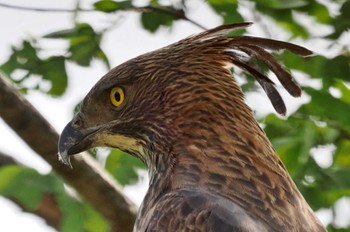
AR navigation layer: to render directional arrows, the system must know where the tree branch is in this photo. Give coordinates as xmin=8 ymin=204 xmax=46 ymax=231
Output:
xmin=0 ymin=2 xmax=206 ymax=30
xmin=0 ymin=75 xmax=137 ymax=231
xmin=9 ymin=194 xmax=62 ymax=230
xmin=0 ymin=3 xmax=94 ymax=12
xmin=0 ymin=151 xmax=17 ymax=166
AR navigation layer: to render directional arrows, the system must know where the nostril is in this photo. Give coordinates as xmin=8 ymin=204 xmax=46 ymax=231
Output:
xmin=72 ymin=116 xmax=83 ymax=128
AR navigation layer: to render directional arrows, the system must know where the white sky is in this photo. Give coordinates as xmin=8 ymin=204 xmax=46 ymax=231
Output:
xmin=0 ymin=0 xmax=349 ymax=231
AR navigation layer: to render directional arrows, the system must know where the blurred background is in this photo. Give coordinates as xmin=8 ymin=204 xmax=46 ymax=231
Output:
xmin=0 ymin=0 xmax=349 ymax=231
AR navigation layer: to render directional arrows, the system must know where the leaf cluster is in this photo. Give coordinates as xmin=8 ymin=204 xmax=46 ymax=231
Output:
xmin=0 ymin=166 xmax=109 ymax=231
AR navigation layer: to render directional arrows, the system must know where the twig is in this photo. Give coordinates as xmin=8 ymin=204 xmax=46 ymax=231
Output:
xmin=0 ymin=2 xmax=206 ymax=30
xmin=0 ymin=2 xmax=93 ymax=12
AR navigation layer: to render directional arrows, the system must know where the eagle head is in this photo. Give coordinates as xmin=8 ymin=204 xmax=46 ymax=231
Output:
xmin=58 ymin=22 xmax=312 ymax=173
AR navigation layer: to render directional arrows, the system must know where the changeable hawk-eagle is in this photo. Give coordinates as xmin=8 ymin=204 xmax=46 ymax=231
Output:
xmin=58 ymin=23 xmax=325 ymax=231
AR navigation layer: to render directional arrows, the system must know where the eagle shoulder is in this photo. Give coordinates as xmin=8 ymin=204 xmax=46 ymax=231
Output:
xmin=136 ymin=188 xmax=268 ymax=232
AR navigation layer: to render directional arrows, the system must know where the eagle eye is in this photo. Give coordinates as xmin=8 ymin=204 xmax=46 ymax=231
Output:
xmin=110 ymin=87 xmax=124 ymax=107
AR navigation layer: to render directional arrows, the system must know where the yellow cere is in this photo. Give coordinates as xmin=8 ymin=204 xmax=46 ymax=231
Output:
xmin=110 ymin=87 xmax=124 ymax=107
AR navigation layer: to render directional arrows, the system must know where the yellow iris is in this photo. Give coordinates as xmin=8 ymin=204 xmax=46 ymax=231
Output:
xmin=110 ymin=87 xmax=124 ymax=107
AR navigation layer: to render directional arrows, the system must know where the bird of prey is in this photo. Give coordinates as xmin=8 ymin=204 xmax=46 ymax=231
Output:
xmin=58 ymin=22 xmax=326 ymax=231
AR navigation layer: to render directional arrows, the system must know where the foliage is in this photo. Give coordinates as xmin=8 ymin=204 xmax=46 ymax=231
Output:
xmin=0 ymin=0 xmax=349 ymax=231
xmin=105 ymin=149 xmax=144 ymax=186
xmin=1 ymin=41 xmax=67 ymax=95
xmin=0 ymin=166 xmax=109 ymax=232
xmin=44 ymin=23 xmax=110 ymax=68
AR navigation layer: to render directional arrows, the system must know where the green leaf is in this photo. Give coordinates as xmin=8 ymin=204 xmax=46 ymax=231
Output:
xmin=322 ymin=56 xmax=350 ymax=88
xmin=328 ymin=224 xmax=350 ymax=232
xmin=328 ymin=1 xmax=350 ymax=39
xmin=105 ymin=149 xmax=146 ymax=186
xmin=69 ymin=39 xmax=100 ymax=67
xmin=254 ymin=3 xmax=309 ymax=38
xmin=334 ymin=140 xmax=350 ymax=167
xmin=44 ymin=29 xmax=80 ymax=39
xmin=263 ymin=114 xmax=314 ymax=176
xmin=141 ymin=8 xmax=175 ymax=33
xmin=208 ymin=0 xmax=243 ymax=24
xmin=274 ymin=11 xmax=309 ymax=38
xmin=295 ymin=158 xmax=350 ymax=209
xmin=300 ymin=88 xmax=350 ymax=134
xmin=334 ymin=80 xmax=350 ymax=104
xmin=240 ymin=75 xmax=257 ymax=93
xmin=67 ymin=24 xmax=103 ymax=66
xmin=1 ymin=41 xmax=40 ymax=76
xmin=94 ymin=0 xmax=133 ymax=12
xmin=83 ymin=204 xmax=110 ymax=232
xmin=280 ymin=53 xmax=350 ymax=88
xmin=299 ymin=1 xmax=331 ymax=24
xmin=58 ymin=197 xmax=85 ymax=232
xmin=0 ymin=165 xmax=22 ymax=190
xmin=44 ymin=23 xmax=110 ymax=68
xmin=57 ymin=194 xmax=109 ymax=232
xmin=324 ymin=189 xmax=350 ymax=206
xmin=255 ymin=0 xmax=308 ymax=9
xmin=0 ymin=41 xmax=68 ymax=96
xmin=0 ymin=165 xmax=110 ymax=231
xmin=40 ymin=56 xmax=68 ymax=95
xmin=0 ymin=166 xmax=63 ymax=210
xmin=44 ymin=23 xmax=95 ymax=39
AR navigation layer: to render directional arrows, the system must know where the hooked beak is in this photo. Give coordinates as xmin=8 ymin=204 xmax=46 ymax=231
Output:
xmin=58 ymin=121 xmax=98 ymax=168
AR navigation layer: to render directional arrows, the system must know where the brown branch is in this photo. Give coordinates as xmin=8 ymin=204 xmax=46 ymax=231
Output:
xmin=0 ymin=151 xmax=17 ymax=166
xmin=32 ymin=193 xmax=62 ymax=229
xmin=0 ymin=75 xmax=137 ymax=231
xmin=9 ymin=194 xmax=62 ymax=230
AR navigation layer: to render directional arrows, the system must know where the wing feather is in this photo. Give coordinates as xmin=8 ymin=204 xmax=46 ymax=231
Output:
xmin=144 ymin=189 xmax=269 ymax=232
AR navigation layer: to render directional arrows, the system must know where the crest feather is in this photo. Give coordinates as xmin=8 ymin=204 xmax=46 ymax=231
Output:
xmin=189 ymin=23 xmax=312 ymax=115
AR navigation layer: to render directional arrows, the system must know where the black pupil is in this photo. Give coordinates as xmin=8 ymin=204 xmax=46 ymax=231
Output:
xmin=114 ymin=91 xmax=121 ymax=102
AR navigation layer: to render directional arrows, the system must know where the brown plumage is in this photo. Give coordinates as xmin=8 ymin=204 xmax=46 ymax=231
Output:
xmin=58 ymin=23 xmax=326 ymax=231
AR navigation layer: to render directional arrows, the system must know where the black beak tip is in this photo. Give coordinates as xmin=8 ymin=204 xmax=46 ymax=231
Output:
xmin=58 ymin=150 xmax=73 ymax=168
xmin=58 ymin=121 xmax=82 ymax=168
